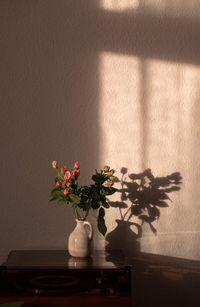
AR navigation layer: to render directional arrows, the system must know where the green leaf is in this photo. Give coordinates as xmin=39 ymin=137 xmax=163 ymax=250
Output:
xmin=51 ymin=187 xmax=60 ymax=193
xmin=99 ymin=207 xmax=105 ymax=218
xmin=92 ymin=172 xmax=107 ymax=185
xmin=69 ymin=194 xmax=81 ymax=205
xmin=92 ymin=174 xmax=99 ymax=182
xmin=80 ymin=186 xmax=90 ymax=196
xmin=80 ymin=194 xmax=89 ymax=202
xmin=91 ymin=189 xmax=100 ymax=200
xmin=109 ymin=176 xmax=116 ymax=181
xmin=102 ymin=186 xmax=117 ymax=196
xmin=91 ymin=201 xmax=100 ymax=209
xmin=57 ymin=199 xmax=66 ymax=206
xmin=50 ymin=188 xmax=61 ymax=201
xmin=97 ymin=217 xmax=107 ymax=236
xmin=97 ymin=207 xmax=107 ymax=235
xmin=67 ymin=200 xmax=75 ymax=208
xmin=50 ymin=195 xmax=59 ymax=201
xmin=78 ymin=200 xmax=90 ymax=211
xmin=55 ymin=173 xmax=64 ymax=181
xmin=102 ymin=201 xmax=110 ymax=208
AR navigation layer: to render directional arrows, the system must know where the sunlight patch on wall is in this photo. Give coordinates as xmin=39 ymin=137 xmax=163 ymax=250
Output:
xmin=100 ymin=0 xmax=139 ymax=11
xmin=100 ymin=0 xmax=200 ymax=17
xmin=146 ymin=60 xmax=200 ymax=183
xmin=139 ymin=0 xmax=200 ymax=19
xmin=140 ymin=59 xmax=200 ymax=236
xmin=98 ymin=52 xmax=141 ymax=174
xmin=98 ymin=52 xmax=141 ymax=235
xmin=145 ymin=60 xmax=181 ymax=173
xmin=98 ymin=52 xmax=200 ymax=237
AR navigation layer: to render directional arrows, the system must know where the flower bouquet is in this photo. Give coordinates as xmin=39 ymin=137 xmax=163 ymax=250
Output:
xmin=50 ymin=161 xmax=117 ymax=236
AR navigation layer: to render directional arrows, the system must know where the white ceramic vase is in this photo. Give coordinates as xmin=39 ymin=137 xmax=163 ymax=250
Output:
xmin=68 ymin=219 xmax=93 ymax=258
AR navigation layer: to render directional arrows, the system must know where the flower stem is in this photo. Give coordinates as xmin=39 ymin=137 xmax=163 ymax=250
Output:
xmin=84 ymin=209 xmax=89 ymax=220
xmin=74 ymin=206 xmax=80 ymax=220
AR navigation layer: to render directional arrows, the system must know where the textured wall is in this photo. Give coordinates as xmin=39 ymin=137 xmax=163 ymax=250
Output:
xmin=0 ymin=0 xmax=200 ymax=263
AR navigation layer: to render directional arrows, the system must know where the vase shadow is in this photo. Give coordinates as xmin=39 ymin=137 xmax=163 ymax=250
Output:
xmin=106 ymin=219 xmax=142 ymax=259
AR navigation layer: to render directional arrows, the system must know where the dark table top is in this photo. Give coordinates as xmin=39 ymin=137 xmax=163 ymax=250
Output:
xmin=5 ymin=250 xmax=128 ymax=270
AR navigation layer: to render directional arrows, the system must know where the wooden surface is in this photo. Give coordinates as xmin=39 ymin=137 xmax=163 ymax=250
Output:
xmin=6 ymin=250 xmax=126 ymax=269
xmin=130 ymin=252 xmax=200 ymax=307
xmin=0 ymin=250 xmax=131 ymax=306
xmin=2 ymin=250 xmax=200 ymax=306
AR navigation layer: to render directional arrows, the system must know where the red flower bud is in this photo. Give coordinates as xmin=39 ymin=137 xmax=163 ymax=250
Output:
xmin=72 ymin=169 xmax=80 ymax=178
xmin=52 ymin=161 xmax=58 ymax=168
xmin=104 ymin=165 xmax=110 ymax=171
xmin=64 ymin=189 xmax=69 ymax=195
xmin=108 ymin=181 xmax=114 ymax=187
xmin=62 ymin=181 xmax=66 ymax=187
xmin=60 ymin=166 xmax=67 ymax=173
xmin=64 ymin=171 xmax=71 ymax=180
xmin=56 ymin=181 xmax=62 ymax=187
xmin=74 ymin=161 xmax=79 ymax=169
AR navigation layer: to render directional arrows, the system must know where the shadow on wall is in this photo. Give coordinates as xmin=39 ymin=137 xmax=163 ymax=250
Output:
xmin=106 ymin=168 xmax=182 ymax=257
xmin=97 ymin=5 xmax=200 ymax=65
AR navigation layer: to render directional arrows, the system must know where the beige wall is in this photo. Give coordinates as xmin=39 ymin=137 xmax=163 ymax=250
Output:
xmin=1 ymin=0 xmax=200 ymax=263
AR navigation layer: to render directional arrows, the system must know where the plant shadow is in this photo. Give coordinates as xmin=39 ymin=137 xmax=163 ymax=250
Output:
xmin=105 ymin=168 xmax=182 ymax=260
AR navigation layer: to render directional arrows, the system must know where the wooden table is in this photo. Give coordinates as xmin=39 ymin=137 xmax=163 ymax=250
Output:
xmin=0 ymin=250 xmax=132 ymax=306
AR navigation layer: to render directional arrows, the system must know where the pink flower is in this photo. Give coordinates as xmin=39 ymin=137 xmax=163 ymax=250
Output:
xmin=104 ymin=165 xmax=110 ymax=171
xmin=74 ymin=161 xmax=79 ymax=169
xmin=62 ymin=181 xmax=66 ymax=187
xmin=64 ymin=189 xmax=69 ymax=195
xmin=66 ymin=182 xmax=71 ymax=187
xmin=108 ymin=181 xmax=114 ymax=187
xmin=64 ymin=171 xmax=71 ymax=180
xmin=60 ymin=166 xmax=67 ymax=173
xmin=56 ymin=181 xmax=62 ymax=187
xmin=108 ymin=170 xmax=115 ymax=176
xmin=52 ymin=160 xmax=58 ymax=168
xmin=72 ymin=169 xmax=80 ymax=178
